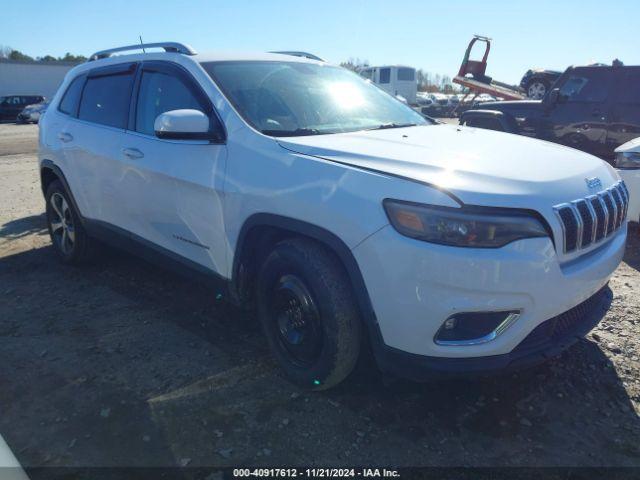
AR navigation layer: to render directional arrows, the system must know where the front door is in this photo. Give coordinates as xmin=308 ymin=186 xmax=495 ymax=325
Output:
xmin=540 ymin=67 xmax=612 ymax=159
xmin=120 ymin=61 xmax=228 ymax=275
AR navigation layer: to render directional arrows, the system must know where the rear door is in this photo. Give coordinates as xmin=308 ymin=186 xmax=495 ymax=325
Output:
xmin=541 ymin=67 xmax=612 ymax=158
xmin=66 ymin=63 xmax=137 ymax=226
xmin=120 ymin=61 xmax=228 ymax=274
xmin=607 ymin=67 xmax=640 ymax=159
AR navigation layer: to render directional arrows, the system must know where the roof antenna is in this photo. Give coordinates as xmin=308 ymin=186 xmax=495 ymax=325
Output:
xmin=139 ymin=35 xmax=146 ymax=53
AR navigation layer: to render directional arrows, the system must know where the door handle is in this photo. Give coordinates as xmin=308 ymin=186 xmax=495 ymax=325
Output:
xmin=58 ymin=132 xmax=73 ymax=143
xmin=122 ymin=148 xmax=144 ymax=159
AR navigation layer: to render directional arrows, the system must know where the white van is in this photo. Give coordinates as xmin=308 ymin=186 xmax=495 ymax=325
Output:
xmin=359 ymin=65 xmax=417 ymax=105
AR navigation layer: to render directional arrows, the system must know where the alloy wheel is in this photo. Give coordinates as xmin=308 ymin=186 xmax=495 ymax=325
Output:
xmin=527 ymin=81 xmax=547 ymax=100
xmin=49 ymin=192 xmax=75 ymax=255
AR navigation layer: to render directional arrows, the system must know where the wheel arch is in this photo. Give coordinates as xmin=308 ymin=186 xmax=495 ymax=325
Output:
xmin=231 ymin=213 xmax=383 ymax=347
xmin=40 ymin=160 xmax=85 ymax=225
xmin=527 ymin=74 xmax=551 ymax=87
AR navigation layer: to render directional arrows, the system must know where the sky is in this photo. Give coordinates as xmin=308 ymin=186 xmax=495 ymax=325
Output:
xmin=4 ymin=0 xmax=639 ymax=84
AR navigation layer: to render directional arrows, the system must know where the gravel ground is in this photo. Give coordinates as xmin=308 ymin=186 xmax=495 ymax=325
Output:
xmin=0 ymin=123 xmax=639 ymax=470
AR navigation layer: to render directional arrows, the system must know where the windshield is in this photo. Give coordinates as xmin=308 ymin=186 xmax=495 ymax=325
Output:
xmin=201 ymin=61 xmax=429 ymax=136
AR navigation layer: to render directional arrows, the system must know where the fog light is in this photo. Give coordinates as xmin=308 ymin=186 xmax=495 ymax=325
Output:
xmin=434 ymin=310 xmax=520 ymax=346
xmin=443 ymin=317 xmax=457 ymax=330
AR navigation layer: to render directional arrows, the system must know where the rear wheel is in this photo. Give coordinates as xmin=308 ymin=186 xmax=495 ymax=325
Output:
xmin=45 ymin=180 xmax=95 ymax=264
xmin=257 ymin=238 xmax=362 ymax=390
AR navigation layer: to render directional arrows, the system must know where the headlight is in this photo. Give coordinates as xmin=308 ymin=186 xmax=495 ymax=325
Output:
xmin=383 ymin=199 xmax=548 ymax=248
xmin=615 ymin=151 xmax=640 ymax=169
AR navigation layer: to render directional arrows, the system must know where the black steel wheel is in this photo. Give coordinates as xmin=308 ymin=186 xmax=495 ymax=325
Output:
xmin=257 ymin=238 xmax=362 ymax=390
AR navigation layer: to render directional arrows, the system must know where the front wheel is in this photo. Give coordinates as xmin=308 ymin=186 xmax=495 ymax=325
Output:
xmin=256 ymin=238 xmax=362 ymax=390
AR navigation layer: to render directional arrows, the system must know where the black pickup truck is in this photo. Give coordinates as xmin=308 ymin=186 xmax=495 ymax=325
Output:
xmin=460 ymin=64 xmax=639 ymax=163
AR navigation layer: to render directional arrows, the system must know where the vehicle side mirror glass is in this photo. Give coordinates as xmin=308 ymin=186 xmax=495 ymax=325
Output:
xmin=154 ymin=109 xmax=213 ymax=141
xmin=547 ymin=88 xmax=560 ymax=105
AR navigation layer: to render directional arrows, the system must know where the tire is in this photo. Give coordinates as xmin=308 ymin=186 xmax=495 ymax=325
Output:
xmin=45 ymin=180 xmax=95 ymax=264
xmin=527 ymin=78 xmax=550 ymax=100
xmin=256 ymin=238 xmax=362 ymax=390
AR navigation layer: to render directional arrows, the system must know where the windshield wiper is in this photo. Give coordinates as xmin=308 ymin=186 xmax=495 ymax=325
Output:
xmin=262 ymin=128 xmax=324 ymax=137
xmin=366 ymin=123 xmax=418 ymax=131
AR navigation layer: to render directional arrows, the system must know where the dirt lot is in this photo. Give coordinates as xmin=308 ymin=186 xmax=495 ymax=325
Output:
xmin=1 ymin=123 xmax=639 ymax=470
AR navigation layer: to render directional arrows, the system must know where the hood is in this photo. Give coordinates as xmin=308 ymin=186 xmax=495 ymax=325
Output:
xmin=477 ymin=99 xmax=542 ymax=114
xmin=277 ymin=124 xmax=619 ymax=209
xmin=529 ymin=69 xmax=563 ymax=75
xmin=22 ymin=103 xmax=46 ymax=113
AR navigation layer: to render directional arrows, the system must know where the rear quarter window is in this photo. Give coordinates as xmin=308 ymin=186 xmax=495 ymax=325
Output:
xmin=59 ymin=76 xmax=85 ymax=116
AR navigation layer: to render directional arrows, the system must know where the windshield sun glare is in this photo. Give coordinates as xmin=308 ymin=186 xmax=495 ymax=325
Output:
xmin=201 ymin=61 xmax=429 ymax=136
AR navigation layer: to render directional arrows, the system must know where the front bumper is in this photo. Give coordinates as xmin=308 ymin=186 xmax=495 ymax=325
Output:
xmin=17 ymin=112 xmax=38 ymax=123
xmin=374 ymin=286 xmax=611 ymax=380
xmin=353 ymin=223 xmax=625 ymax=367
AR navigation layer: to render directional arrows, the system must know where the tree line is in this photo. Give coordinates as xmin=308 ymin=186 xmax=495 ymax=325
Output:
xmin=0 ymin=47 xmax=456 ymax=91
xmin=0 ymin=46 xmax=86 ymax=63
xmin=340 ymin=57 xmax=456 ymax=93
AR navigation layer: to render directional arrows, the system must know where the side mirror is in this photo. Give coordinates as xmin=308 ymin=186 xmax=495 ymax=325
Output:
xmin=154 ymin=109 xmax=212 ymax=141
xmin=546 ymin=88 xmax=560 ymax=106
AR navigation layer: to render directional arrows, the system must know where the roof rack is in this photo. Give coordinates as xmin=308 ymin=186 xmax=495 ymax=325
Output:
xmin=269 ymin=51 xmax=325 ymax=62
xmin=88 ymin=42 xmax=197 ymax=61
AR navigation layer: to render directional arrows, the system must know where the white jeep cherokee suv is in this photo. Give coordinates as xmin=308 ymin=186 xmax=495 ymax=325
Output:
xmin=39 ymin=42 xmax=629 ymax=390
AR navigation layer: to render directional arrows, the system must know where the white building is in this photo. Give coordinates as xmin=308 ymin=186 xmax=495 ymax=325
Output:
xmin=0 ymin=59 xmax=78 ymax=99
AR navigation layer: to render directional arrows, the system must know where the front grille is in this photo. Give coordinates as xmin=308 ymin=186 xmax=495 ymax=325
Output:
xmin=554 ymin=181 xmax=628 ymax=253
xmin=575 ymin=200 xmax=594 ymax=248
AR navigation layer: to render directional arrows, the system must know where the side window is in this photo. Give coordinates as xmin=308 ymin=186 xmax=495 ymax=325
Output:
xmin=558 ymin=69 xmax=611 ymax=103
xmin=360 ymin=69 xmax=373 ymax=81
xmin=135 ymin=69 xmax=205 ymax=136
xmin=379 ymin=68 xmax=391 ymax=84
xmin=398 ymin=68 xmax=415 ymax=81
xmin=78 ymin=71 xmax=135 ymax=128
xmin=616 ymin=70 xmax=640 ymax=104
xmin=59 ymin=76 xmax=85 ymax=116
